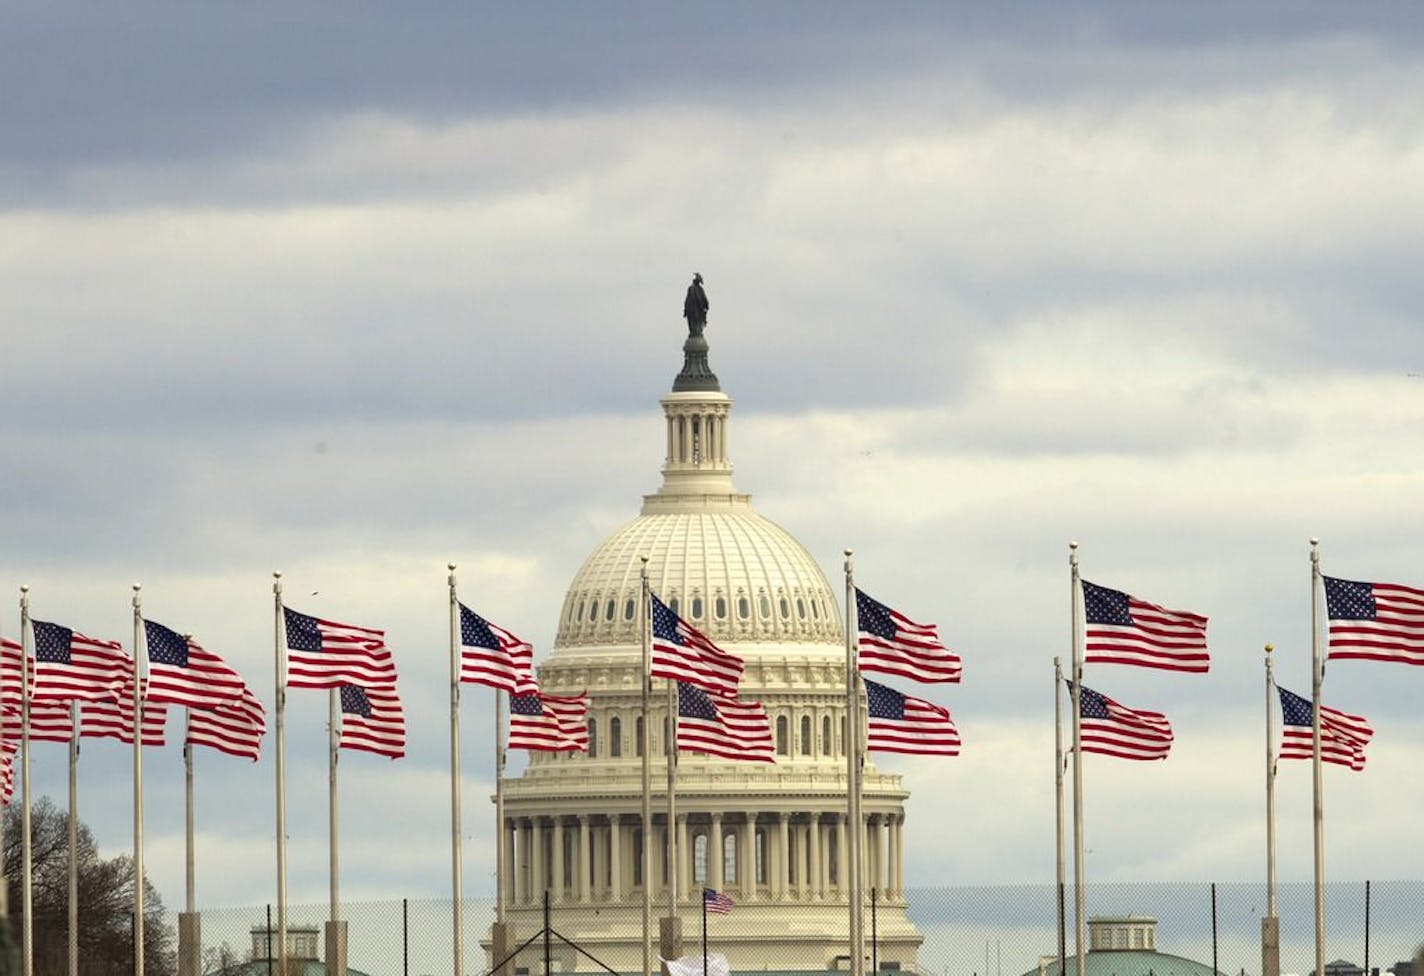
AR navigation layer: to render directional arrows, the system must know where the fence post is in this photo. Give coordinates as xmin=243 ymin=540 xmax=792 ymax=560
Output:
xmin=543 ymin=890 xmax=552 ymax=976
xmin=1364 ymin=880 xmax=1371 ymax=976
xmin=266 ymin=904 xmax=273 ymax=976
xmin=1211 ymin=883 xmax=1218 ymax=976
xmin=403 ymin=898 xmax=409 ymax=976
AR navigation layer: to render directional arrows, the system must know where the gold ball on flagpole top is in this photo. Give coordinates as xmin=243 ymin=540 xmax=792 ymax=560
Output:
xmin=1264 ymin=644 xmax=1274 ymax=656
xmin=19 ymin=584 xmax=28 ymax=594
xmin=448 ymin=562 xmax=457 ymax=572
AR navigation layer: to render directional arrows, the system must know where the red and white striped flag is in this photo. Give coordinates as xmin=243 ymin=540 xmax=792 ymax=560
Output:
xmin=855 ymin=588 xmax=962 ymax=684
xmin=31 ymin=620 xmax=128 ymax=702
xmin=80 ymin=678 xmax=168 ymax=746
xmin=864 ymin=679 xmax=961 ymax=756
xmin=676 ymin=682 xmax=774 ymax=763
xmin=0 ymin=753 xmax=12 ymax=806
xmin=508 ymin=690 xmax=588 ymax=752
xmin=283 ymin=606 xmax=395 ymax=690
xmin=650 ymin=594 xmax=743 ymax=698
xmin=1077 ymin=683 xmax=1173 ymax=761
xmin=1277 ymin=686 xmax=1373 ymax=771
xmin=144 ymin=620 xmax=245 ymax=708
xmin=459 ymin=604 xmax=536 ymax=694
xmin=186 ymin=687 xmax=266 ymax=762
xmin=1 ymin=637 xmax=76 ymax=743
xmin=1324 ymin=576 xmax=1424 ymax=666
xmin=1082 ymin=581 xmax=1209 ymax=673
xmin=338 ymin=684 xmax=405 ymax=759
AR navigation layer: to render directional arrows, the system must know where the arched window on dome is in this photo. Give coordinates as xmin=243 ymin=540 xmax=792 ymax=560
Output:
xmin=714 ymin=595 xmax=726 ymax=619
xmin=588 ymin=598 xmax=599 ymax=623
xmin=691 ymin=596 xmax=703 ymax=619
xmin=737 ymin=596 xmax=749 ymax=620
xmin=800 ymin=715 xmax=812 ymax=756
xmin=604 ymin=598 xmax=616 ymax=622
xmin=778 ymin=596 xmax=790 ymax=619
xmin=693 ymin=832 xmax=708 ymax=884
xmin=775 ymin=716 xmax=789 ymax=756
xmin=796 ymin=597 xmax=806 ymax=619
xmin=821 ymin=716 xmax=831 ymax=755
xmin=624 ymin=598 xmax=636 ymax=621
xmin=577 ymin=599 xmax=586 ymax=623
xmin=810 ymin=599 xmax=819 ymax=619
xmin=668 ymin=596 xmax=680 ymax=617
xmin=723 ymin=830 xmax=737 ymax=884
xmin=759 ymin=593 xmax=771 ymax=618
xmin=588 ymin=718 xmax=598 ymax=758
xmin=610 ymin=717 xmax=622 ymax=758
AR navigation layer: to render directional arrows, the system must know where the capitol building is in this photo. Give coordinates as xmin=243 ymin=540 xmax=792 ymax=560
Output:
xmin=497 ymin=310 xmax=924 ymax=973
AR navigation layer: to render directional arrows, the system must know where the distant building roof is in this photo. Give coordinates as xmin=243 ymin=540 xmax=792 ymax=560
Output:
xmin=205 ymin=962 xmax=373 ymax=976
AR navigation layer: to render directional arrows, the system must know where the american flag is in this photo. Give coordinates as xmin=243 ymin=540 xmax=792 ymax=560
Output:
xmin=703 ymin=888 xmax=734 ymax=914
xmin=0 ymin=636 xmax=23 ymax=710
xmin=1077 ymin=684 xmax=1173 ymax=761
xmin=283 ymin=606 xmax=396 ymax=690
xmin=80 ymin=678 xmax=168 ymax=746
xmin=1082 ymin=581 xmax=1209 ymax=673
xmin=1 ymin=640 xmax=75 ymax=743
xmin=1324 ymin=576 xmax=1424 ymax=666
xmin=0 ymin=753 xmax=11 ymax=806
xmin=338 ymin=683 xmax=406 ymax=759
xmin=650 ymin=594 xmax=743 ymax=698
xmin=1276 ymin=686 xmax=1373 ymax=771
xmin=31 ymin=621 xmax=128 ymax=703
xmin=863 ymin=678 xmax=961 ymax=755
xmin=508 ymin=690 xmax=588 ymax=752
xmin=676 ymin=682 xmax=774 ymax=763
xmin=459 ymin=604 xmax=536 ymax=694
xmin=144 ymin=619 xmax=245 ymax=708
xmin=855 ymin=588 xmax=962 ymax=684
xmin=186 ymin=687 xmax=266 ymax=762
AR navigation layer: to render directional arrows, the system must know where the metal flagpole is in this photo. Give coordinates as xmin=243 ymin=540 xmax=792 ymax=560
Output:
xmin=1054 ymin=657 xmax=1066 ymax=976
xmin=844 ymin=549 xmax=864 ymax=976
xmin=274 ymin=572 xmax=289 ymax=976
xmin=133 ymin=584 xmax=146 ymax=976
xmin=68 ymin=700 xmax=79 ymax=976
xmin=640 ymin=558 xmax=652 ymax=976
xmin=19 ymin=586 xmax=34 ymax=976
xmin=185 ymin=711 xmax=195 ymax=915
xmin=1309 ymin=540 xmax=1325 ymax=976
xmin=665 ymin=657 xmax=678 ymax=923
xmin=1262 ymin=644 xmax=1280 ymax=976
xmin=329 ymin=688 xmax=340 ymax=928
xmin=1069 ymin=542 xmax=1085 ymax=976
xmin=448 ymin=566 xmax=464 ymax=976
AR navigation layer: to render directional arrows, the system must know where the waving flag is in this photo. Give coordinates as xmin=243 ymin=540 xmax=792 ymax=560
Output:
xmin=1082 ymin=581 xmax=1209 ymax=673
xmin=459 ymin=604 xmax=536 ymax=694
xmin=144 ymin=620 xmax=245 ymax=708
xmin=508 ymin=690 xmax=588 ymax=752
xmin=1276 ymin=686 xmax=1373 ymax=771
xmin=1324 ymin=576 xmax=1424 ymax=666
xmin=650 ymin=594 xmax=743 ymax=697
xmin=283 ymin=606 xmax=395 ymax=690
xmin=1077 ymin=684 xmax=1173 ymax=760
xmin=703 ymin=888 xmax=734 ymax=914
xmin=1 ymin=637 xmax=75 ymax=742
xmin=339 ymin=684 xmax=406 ymax=759
xmin=80 ymin=679 xmax=168 ymax=745
xmin=864 ymin=679 xmax=961 ymax=755
xmin=1 ymin=754 xmax=11 ymax=805
xmin=186 ymin=687 xmax=266 ymax=761
xmin=31 ymin=621 xmax=127 ymax=702
xmin=676 ymin=682 xmax=774 ymax=763
xmin=855 ymin=588 xmax=962 ymax=684
xmin=0 ymin=636 xmax=23 ymax=710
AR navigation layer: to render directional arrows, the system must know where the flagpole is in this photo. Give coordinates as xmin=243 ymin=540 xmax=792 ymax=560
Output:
xmin=19 ymin=585 xmax=34 ymax=976
xmin=132 ymin=584 xmax=146 ymax=976
xmin=1069 ymin=542 xmax=1085 ymax=976
xmin=843 ymin=548 xmax=864 ymax=976
xmin=274 ymin=571 xmax=289 ymax=976
xmin=1309 ymin=540 xmax=1325 ymax=976
xmin=1054 ymin=657 xmax=1066 ymax=976
xmin=448 ymin=565 xmax=464 ymax=976
xmin=665 ymin=659 xmax=678 ymax=924
xmin=185 ymin=708 xmax=196 ymax=916
xmin=1262 ymin=644 xmax=1279 ymax=976
xmin=68 ymin=699 xmax=79 ymax=976
xmin=640 ymin=557 xmax=652 ymax=976
xmin=328 ymin=688 xmax=340 ymax=929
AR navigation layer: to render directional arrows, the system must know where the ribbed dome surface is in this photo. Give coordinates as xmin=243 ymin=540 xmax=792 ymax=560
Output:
xmin=553 ymin=509 xmax=843 ymax=650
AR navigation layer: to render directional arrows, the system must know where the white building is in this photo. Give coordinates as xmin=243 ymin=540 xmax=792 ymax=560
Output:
xmin=498 ymin=317 xmax=923 ymax=973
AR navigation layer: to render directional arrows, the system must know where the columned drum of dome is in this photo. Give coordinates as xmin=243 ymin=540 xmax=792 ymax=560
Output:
xmin=495 ymin=304 xmax=923 ymax=973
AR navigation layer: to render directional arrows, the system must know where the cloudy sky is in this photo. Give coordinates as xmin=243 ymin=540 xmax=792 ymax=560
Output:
xmin=3 ymin=0 xmax=1424 ymax=938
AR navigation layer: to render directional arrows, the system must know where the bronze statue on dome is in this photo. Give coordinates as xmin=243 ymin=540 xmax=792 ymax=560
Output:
xmin=683 ymin=273 xmax=709 ymax=337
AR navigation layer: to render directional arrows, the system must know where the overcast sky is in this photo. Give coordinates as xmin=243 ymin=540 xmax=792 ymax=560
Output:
xmin=3 ymin=1 xmax=1424 ymax=947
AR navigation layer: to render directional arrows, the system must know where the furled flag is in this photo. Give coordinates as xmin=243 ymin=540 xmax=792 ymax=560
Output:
xmin=283 ymin=606 xmax=396 ymax=690
xmin=650 ymin=594 xmax=743 ymax=698
xmin=1076 ymin=683 xmax=1173 ymax=761
xmin=703 ymin=887 xmax=735 ymax=914
xmin=30 ymin=621 xmax=128 ymax=702
xmin=1276 ymin=686 xmax=1373 ymax=771
xmin=80 ymin=678 xmax=168 ymax=746
xmin=186 ymin=687 xmax=266 ymax=762
xmin=459 ymin=604 xmax=536 ymax=694
xmin=1082 ymin=581 xmax=1209 ymax=673
xmin=1323 ymin=576 xmax=1424 ymax=666
xmin=855 ymin=588 xmax=962 ymax=684
xmin=144 ymin=620 xmax=245 ymax=708
xmin=863 ymin=679 xmax=961 ymax=755
xmin=676 ymin=682 xmax=774 ymax=763
xmin=338 ymin=684 xmax=406 ymax=759
xmin=508 ymin=690 xmax=589 ymax=752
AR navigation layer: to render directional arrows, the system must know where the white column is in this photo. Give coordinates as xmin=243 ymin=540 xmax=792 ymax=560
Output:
xmin=504 ymin=819 xmax=517 ymax=906
xmin=875 ymin=815 xmax=889 ymax=895
xmin=677 ymin=814 xmax=691 ymax=901
xmin=776 ymin=813 xmax=789 ymax=900
xmin=512 ymin=820 xmax=526 ymax=906
xmin=578 ymin=816 xmax=591 ymax=903
xmin=809 ymin=815 xmax=822 ymax=900
xmin=709 ymin=813 xmax=724 ymax=892
xmin=610 ymin=815 xmax=624 ymax=901
xmin=531 ymin=818 xmax=545 ymax=902
xmin=552 ymin=818 xmax=566 ymax=902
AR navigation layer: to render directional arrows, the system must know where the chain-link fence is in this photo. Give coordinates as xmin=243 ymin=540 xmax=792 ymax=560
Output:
xmin=10 ymin=882 xmax=1423 ymax=976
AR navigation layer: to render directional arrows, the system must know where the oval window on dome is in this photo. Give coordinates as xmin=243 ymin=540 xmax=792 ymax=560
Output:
xmin=624 ymin=598 xmax=636 ymax=621
xmin=605 ymin=599 xmax=616 ymax=622
xmin=691 ymin=596 xmax=704 ymax=619
xmin=577 ymin=599 xmax=586 ymax=622
xmin=714 ymin=596 xmax=726 ymax=619
xmin=779 ymin=597 xmax=790 ymax=618
xmin=738 ymin=596 xmax=750 ymax=619
xmin=759 ymin=595 xmax=771 ymax=618
xmin=588 ymin=599 xmax=599 ymax=622
xmin=669 ymin=597 xmax=680 ymax=616
xmin=796 ymin=598 xmax=806 ymax=619
xmin=810 ymin=599 xmax=819 ymax=619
